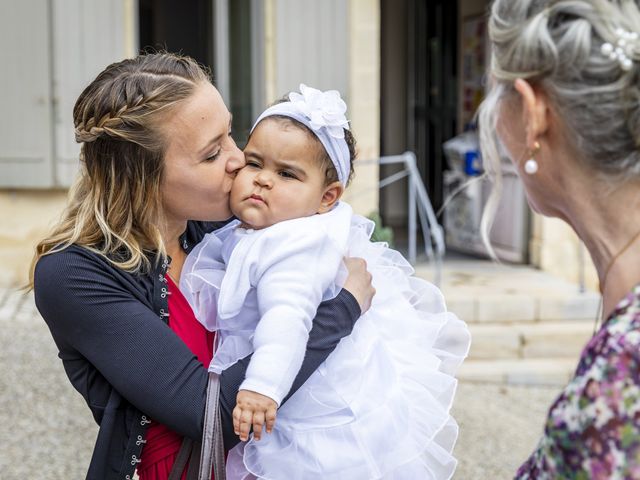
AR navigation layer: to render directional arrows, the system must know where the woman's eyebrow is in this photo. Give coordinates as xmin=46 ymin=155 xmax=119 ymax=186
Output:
xmin=198 ymin=114 xmax=233 ymax=155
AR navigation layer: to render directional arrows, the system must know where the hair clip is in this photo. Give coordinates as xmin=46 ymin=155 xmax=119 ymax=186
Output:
xmin=601 ymin=27 xmax=639 ymax=72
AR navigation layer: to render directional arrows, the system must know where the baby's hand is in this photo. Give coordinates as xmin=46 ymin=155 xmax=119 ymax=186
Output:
xmin=233 ymin=390 xmax=277 ymax=441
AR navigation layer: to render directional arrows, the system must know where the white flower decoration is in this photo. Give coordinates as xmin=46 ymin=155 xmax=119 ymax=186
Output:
xmin=288 ymin=84 xmax=349 ymax=139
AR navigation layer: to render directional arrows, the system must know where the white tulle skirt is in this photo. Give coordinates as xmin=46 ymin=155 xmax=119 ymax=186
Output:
xmin=224 ymin=215 xmax=471 ymax=480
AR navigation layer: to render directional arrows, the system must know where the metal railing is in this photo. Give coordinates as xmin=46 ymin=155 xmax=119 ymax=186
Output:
xmin=355 ymin=151 xmax=445 ymax=286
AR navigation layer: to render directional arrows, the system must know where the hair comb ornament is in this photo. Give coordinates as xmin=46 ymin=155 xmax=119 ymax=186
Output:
xmin=601 ymin=27 xmax=639 ymax=72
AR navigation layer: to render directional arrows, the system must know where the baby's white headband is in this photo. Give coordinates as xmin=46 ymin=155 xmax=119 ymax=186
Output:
xmin=250 ymin=84 xmax=351 ymax=186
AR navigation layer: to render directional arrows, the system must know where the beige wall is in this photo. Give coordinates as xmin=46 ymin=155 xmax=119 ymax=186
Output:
xmin=1 ymin=1 xmax=137 ymax=287
xmin=0 ymin=191 xmax=69 ymax=287
xmin=342 ymin=0 xmax=380 ymax=216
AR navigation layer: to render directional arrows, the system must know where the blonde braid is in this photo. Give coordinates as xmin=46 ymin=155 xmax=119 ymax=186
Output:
xmin=29 ymin=52 xmax=212 ymax=287
xmin=75 ymin=109 xmax=125 ymax=143
xmin=73 ymin=74 xmax=193 ymax=145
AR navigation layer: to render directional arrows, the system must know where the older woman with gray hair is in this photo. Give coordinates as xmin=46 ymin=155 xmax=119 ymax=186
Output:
xmin=480 ymin=0 xmax=640 ymax=477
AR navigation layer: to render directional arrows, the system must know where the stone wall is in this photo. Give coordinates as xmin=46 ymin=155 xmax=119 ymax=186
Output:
xmin=0 ymin=191 xmax=69 ymax=287
xmin=342 ymin=0 xmax=380 ymax=216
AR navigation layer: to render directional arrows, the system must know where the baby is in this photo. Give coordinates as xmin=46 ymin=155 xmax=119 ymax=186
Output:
xmin=182 ymin=85 xmax=470 ymax=479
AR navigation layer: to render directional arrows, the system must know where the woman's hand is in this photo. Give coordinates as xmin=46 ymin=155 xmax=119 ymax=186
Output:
xmin=342 ymin=257 xmax=375 ymax=314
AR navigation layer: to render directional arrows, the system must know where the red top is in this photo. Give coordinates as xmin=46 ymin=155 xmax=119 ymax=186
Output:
xmin=138 ymin=275 xmax=215 ymax=480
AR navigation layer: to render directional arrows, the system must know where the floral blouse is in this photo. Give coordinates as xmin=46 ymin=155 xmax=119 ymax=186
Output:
xmin=516 ymin=285 xmax=640 ymax=480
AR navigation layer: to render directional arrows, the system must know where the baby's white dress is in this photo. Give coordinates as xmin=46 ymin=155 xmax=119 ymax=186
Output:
xmin=180 ymin=202 xmax=470 ymax=480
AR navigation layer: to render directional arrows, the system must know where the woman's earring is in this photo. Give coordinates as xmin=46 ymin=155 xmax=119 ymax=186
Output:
xmin=525 ymin=158 xmax=539 ymax=175
xmin=525 ymin=142 xmax=541 ymax=175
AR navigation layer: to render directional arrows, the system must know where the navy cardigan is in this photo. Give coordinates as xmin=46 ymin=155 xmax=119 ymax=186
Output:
xmin=33 ymin=221 xmax=360 ymax=479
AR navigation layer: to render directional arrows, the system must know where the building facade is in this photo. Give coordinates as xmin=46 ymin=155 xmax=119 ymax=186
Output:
xmin=0 ymin=0 xmax=594 ymax=289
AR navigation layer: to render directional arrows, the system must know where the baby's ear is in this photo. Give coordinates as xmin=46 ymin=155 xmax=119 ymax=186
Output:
xmin=317 ymin=181 xmax=344 ymax=213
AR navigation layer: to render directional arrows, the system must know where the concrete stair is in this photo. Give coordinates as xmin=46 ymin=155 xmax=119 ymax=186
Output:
xmin=468 ymin=320 xmax=596 ymax=361
xmin=459 ymin=316 xmax=597 ymax=386
xmin=414 ymin=256 xmax=600 ymax=385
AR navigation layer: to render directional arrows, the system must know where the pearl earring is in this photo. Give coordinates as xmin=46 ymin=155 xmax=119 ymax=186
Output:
xmin=525 ymin=141 xmax=541 ymax=175
xmin=525 ymin=158 xmax=539 ymax=175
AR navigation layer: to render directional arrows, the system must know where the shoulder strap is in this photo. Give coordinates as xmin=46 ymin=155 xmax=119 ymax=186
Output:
xmin=198 ymin=371 xmax=226 ymax=480
xmin=169 ymin=372 xmax=226 ymax=480
xmin=168 ymin=438 xmax=195 ymax=480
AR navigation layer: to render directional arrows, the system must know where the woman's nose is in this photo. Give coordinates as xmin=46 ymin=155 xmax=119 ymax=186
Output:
xmin=225 ymin=139 xmax=245 ymax=174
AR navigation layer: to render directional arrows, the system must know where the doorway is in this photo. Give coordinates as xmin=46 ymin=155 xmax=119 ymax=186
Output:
xmin=380 ymin=0 xmax=458 ymax=231
xmin=138 ymin=0 xmax=214 ymax=68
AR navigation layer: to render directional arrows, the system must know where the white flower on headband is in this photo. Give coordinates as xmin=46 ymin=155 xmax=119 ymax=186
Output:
xmin=288 ymin=84 xmax=349 ymax=139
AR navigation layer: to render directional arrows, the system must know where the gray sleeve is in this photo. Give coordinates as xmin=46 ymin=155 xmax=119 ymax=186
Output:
xmin=34 ymin=249 xmax=211 ymax=440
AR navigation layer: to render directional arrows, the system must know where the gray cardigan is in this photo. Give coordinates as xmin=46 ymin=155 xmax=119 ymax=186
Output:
xmin=33 ymin=221 xmax=361 ymax=479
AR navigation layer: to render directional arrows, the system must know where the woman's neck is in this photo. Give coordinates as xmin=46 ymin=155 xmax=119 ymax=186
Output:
xmin=161 ymin=218 xmax=186 ymax=252
xmin=160 ymin=218 xmax=188 ymax=282
xmin=560 ymin=174 xmax=640 ymax=320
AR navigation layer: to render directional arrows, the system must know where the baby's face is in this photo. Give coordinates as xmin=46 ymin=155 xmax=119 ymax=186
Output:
xmin=230 ymin=119 xmax=329 ymax=230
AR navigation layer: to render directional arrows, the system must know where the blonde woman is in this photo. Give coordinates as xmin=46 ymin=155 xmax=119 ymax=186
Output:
xmin=480 ymin=0 xmax=640 ymax=477
xmin=31 ymin=53 xmax=374 ymax=480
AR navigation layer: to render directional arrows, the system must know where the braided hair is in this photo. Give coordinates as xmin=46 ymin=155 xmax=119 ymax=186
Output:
xmin=30 ymin=52 xmax=211 ymax=282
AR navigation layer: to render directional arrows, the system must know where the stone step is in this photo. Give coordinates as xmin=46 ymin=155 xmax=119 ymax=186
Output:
xmin=458 ymin=358 xmax=578 ymax=386
xmin=446 ymin=293 xmax=600 ymax=324
xmin=414 ymin=259 xmax=601 ymax=324
xmin=467 ymin=320 xmax=595 ymax=361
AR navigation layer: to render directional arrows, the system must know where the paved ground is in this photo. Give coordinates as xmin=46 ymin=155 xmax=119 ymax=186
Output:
xmin=452 ymin=382 xmax=559 ymax=479
xmin=0 ymin=289 xmax=97 ymax=478
xmin=0 ymin=287 xmax=563 ymax=479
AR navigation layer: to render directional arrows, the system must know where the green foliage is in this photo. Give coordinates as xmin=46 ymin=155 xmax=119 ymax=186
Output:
xmin=367 ymin=211 xmax=394 ymax=246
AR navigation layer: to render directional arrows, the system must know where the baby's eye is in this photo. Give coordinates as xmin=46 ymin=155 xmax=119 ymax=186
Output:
xmin=279 ymin=170 xmax=298 ymax=180
xmin=246 ymin=160 xmax=262 ymax=168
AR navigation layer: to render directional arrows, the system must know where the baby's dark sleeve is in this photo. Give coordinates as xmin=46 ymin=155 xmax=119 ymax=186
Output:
xmin=218 ymin=289 xmax=361 ymax=448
